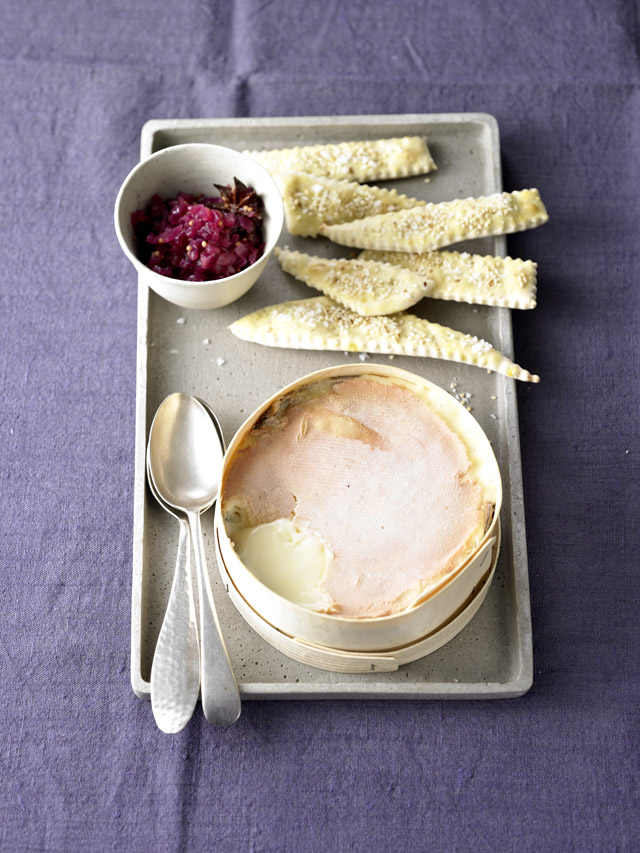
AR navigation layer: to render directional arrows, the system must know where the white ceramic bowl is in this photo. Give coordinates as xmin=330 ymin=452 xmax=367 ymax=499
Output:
xmin=114 ymin=142 xmax=284 ymax=309
xmin=214 ymin=364 xmax=502 ymax=653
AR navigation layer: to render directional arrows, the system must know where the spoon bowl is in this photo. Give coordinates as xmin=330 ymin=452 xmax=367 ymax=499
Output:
xmin=198 ymin=398 xmax=226 ymax=453
xmin=149 ymin=394 xmax=222 ymax=512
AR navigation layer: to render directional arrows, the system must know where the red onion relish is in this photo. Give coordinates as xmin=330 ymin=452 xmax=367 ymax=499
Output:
xmin=131 ymin=178 xmax=265 ymax=281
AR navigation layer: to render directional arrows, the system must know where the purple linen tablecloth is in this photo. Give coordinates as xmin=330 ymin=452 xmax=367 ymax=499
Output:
xmin=1 ymin=1 xmax=638 ymax=850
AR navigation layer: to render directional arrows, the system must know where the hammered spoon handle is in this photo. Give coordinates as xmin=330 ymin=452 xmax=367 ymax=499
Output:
xmin=150 ymin=504 xmax=200 ymax=733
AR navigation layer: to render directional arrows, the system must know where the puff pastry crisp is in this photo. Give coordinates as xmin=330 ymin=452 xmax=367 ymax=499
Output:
xmin=277 ymin=247 xmax=537 ymax=313
xmin=243 ymin=136 xmax=436 ymax=182
xmin=359 ymin=249 xmax=538 ymax=309
xmin=274 ymin=172 xmax=425 ymax=237
xmin=275 ymin=248 xmax=431 ymax=316
xmin=319 ymin=189 xmax=548 ymax=252
xmin=229 ymin=296 xmax=540 ymax=382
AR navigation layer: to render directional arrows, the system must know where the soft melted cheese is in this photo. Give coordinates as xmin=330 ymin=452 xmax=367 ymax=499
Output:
xmin=232 ymin=518 xmax=334 ymax=611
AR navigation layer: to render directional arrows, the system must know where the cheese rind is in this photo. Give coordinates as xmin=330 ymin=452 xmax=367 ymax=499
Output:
xmin=274 ymin=172 xmax=424 ymax=237
xmin=359 ymin=249 xmax=538 ymax=309
xmin=243 ymin=136 xmax=436 ymax=182
xmin=276 ymin=248 xmax=431 ymax=316
xmin=229 ymin=296 xmax=540 ymax=382
xmin=319 ymin=189 xmax=548 ymax=252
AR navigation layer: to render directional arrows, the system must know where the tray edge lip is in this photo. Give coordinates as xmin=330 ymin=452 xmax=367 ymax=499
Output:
xmin=132 ymin=674 xmax=533 ymax=702
xmin=141 ymin=111 xmax=500 ymax=131
xmin=131 ymin=111 xmax=532 ymax=701
xmin=131 ymin=277 xmax=150 ymax=700
xmin=140 ymin=112 xmax=502 ymax=156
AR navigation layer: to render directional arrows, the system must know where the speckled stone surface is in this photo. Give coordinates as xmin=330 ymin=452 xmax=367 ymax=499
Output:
xmin=133 ymin=115 xmax=531 ymax=701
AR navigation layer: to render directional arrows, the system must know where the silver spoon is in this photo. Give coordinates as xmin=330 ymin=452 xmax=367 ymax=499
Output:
xmin=147 ymin=393 xmax=241 ymax=728
xmin=198 ymin=398 xmax=226 ymax=453
xmin=146 ymin=459 xmax=200 ymax=734
xmin=147 ymin=398 xmax=228 ymax=733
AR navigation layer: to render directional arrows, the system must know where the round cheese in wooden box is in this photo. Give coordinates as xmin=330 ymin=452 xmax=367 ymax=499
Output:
xmin=214 ymin=364 xmax=502 ymax=654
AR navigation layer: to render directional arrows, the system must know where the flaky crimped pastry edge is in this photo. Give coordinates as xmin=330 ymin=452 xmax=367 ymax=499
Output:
xmin=273 ymin=172 xmax=425 ymax=237
xmin=275 ymin=247 xmax=431 ymax=316
xmin=229 ymin=296 xmax=540 ymax=382
xmin=359 ymin=249 xmax=538 ymax=310
xmin=242 ymin=136 xmax=437 ymax=182
xmin=319 ymin=189 xmax=549 ymax=252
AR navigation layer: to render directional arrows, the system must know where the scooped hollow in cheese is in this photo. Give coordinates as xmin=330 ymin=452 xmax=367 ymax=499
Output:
xmin=222 ymin=375 xmax=494 ymax=619
xmin=232 ymin=518 xmax=334 ymax=611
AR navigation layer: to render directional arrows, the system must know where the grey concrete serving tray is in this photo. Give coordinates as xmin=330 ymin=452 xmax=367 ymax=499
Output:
xmin=131 ymin=114 xmax=533 ymax=701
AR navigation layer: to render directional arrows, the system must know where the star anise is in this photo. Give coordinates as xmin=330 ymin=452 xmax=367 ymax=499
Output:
xmin=211 ymin=177 xmax=263 ymax=219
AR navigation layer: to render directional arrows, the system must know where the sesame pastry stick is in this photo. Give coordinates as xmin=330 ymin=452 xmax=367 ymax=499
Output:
xmin=319 ymin=189 xmax=548 ymax=252
xmin=243 ymin=136 xmax=436 ymax=183
xmin=273 ymin=172 xmax=425 ymax=237
xmin=229 ymin=296 xmax=540 ymax=383
xmin=275 ymin=248 xmax=432 ymax=316
xmin=359 ymin=249 xmax=538 ymax=309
